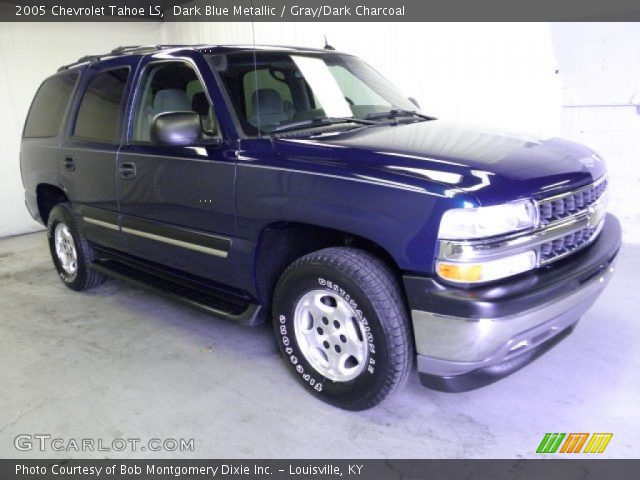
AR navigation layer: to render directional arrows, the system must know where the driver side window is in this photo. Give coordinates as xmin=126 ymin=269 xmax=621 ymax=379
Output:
xmin=132 ymin=62 xmax=218 ymax=143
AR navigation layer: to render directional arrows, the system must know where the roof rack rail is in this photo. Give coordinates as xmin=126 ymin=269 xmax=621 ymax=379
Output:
xmin=110 ymin=45 xmax=156 ymax=55
xmin=110 ymin=45 xmax=188 ymax=55
xmin=57 ymin=45 xmax=190 ymax=72
xmin=57 ymin=55 xmax=103 ymax=72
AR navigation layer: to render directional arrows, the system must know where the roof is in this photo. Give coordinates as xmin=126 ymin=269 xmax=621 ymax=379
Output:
xmin=57 ymin=44 xmax=340 ymax=72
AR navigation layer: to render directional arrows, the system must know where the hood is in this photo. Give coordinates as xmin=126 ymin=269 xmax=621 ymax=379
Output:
xmin=273 ymin=120 xmax=606 ymax=205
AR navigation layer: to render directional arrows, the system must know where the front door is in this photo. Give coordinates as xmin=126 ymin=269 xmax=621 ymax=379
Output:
xmin=116 ymin=56 xmax=238 ymax=287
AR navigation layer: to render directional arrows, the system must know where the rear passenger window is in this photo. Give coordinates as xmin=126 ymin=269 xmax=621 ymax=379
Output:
xmin=73 ymin=68 xmax=129 ymax=143
xmin=23 ymin=72 xmax=79 ymax=138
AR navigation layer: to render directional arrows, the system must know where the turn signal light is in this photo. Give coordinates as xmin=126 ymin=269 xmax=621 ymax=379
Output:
xmin=436 ymin=263 xmax=482 ymax=282
xmin=436 ymin=250 xmax=537 ymax=284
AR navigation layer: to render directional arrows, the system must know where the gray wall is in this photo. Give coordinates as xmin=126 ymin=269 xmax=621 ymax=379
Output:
xmin=0 ymin=22 xmax=161 ymax=237
xmin=552 ymin=23 xmax=640 ymax=244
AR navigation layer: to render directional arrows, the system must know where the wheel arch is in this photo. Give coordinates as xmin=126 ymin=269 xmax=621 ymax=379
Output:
xmin=253 ymin=221 xmax=404 ymax=306
xmin=36 ymin=183 xmax=69 ymax=225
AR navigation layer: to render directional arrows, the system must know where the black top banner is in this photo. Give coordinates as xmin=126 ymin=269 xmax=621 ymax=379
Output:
xmin=4 ymin=0 xmax=640 ymax=21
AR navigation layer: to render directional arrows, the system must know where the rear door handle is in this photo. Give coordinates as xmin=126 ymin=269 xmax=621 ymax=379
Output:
xmin=63 ymin=157 xmax=75 ymax=171
xmin=118 ymin=162 xmax=136 ymax=179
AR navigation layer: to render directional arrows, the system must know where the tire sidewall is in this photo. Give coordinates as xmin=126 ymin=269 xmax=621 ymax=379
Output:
xmin=273 ymin=262 xmax=391 ymax=408
xmin=47 ymin=204 xmax=87 ymax=290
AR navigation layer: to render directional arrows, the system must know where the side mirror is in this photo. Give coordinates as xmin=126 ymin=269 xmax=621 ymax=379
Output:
xmin=408 ymin=97 xmax=421 ymax=109
xmin=151 ymin=111 xmax=203 ymax=146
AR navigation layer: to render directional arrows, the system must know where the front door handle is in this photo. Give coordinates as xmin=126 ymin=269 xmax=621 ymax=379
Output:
xmin=118 ymin=162 xmax=137 ymax=179
xmin=63 ymin=157 xmax=75 ymax=171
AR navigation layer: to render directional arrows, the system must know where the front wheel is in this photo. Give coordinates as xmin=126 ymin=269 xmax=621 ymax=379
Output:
xmin=272 ymin=247 xmax=413 ymax=410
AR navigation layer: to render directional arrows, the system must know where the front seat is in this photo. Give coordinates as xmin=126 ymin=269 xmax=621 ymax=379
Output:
xmin=248 ymin=88 xmax=289 ymax=130
xmin=192 ymin=91 xmax=216 ymax=135
xmin=153 ymin=89 xmax=192 ymax=117
xmin=142 ymin=89 xmax=192 ymax=141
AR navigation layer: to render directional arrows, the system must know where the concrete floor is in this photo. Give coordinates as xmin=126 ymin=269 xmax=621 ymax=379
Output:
xmin=0 ymin=231 xmax=639 ymax=459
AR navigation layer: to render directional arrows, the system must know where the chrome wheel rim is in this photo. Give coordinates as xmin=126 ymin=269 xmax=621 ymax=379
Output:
xmin=54 ymin=223 xmax=77 ymax=275
xmin=293 ymin=289 xmax=369 ymax=382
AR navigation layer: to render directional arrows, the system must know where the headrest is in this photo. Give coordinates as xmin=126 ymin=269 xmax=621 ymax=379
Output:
xmin=153 ymin=89 xmax=191 ymax=113
xmin=191 ymin=92 xmax=210 ymax=116
xmin=251 ymin=89 xmax=284 ymax=115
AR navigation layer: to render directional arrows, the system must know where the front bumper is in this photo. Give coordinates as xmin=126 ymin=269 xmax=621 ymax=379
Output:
xmin=404 ymin=213 xmax=621 ymax=392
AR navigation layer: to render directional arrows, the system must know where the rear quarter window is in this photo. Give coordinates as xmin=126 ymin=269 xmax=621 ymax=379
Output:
xmin=73 ymin=67 xmax=130 ymax=143
xmin=23 ymin=71 xmax=79 ymax=138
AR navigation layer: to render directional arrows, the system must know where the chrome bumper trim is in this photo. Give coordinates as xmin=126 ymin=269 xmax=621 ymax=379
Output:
xmin=413 ymin=261 xmax=615 ymax=377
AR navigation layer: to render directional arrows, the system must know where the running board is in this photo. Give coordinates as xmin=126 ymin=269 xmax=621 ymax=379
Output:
xmin=90 ymin=259 xmax=265 ymax=326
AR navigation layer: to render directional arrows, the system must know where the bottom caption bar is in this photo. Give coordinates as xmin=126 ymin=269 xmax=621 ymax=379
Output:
xmin=2 ymin=459 xmax=639 ymax=480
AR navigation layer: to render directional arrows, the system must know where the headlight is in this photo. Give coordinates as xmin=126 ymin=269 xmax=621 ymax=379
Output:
xmin=438 ymin=200 xmax=537 ymax=240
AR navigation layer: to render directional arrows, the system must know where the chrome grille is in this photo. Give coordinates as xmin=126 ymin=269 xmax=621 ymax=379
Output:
xmin=536 ymin=176 xmax=607 ymax=264
xmin=539 ymin=225 xmax=599 ymax=263
xmin=538 ymin=177 xmax=607 ymax=225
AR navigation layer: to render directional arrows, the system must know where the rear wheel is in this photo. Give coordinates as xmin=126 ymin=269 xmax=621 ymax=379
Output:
xmin=47 ymin=203 xmax=105 ymax=291
xmin=272 ymin=247 xmax=413 ymax=410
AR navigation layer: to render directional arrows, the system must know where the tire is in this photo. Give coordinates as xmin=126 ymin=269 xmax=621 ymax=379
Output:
xmin=47 ymin=203 xmax=105 ymax=291
xmin=272 ymin=247 xmax=413 ymax=410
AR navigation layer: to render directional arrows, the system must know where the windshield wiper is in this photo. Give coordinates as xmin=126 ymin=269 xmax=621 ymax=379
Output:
xmin=365 ymin=109 xmax=436 ymax=121
xmin=270 ymin=116 xmax=377 ymax=134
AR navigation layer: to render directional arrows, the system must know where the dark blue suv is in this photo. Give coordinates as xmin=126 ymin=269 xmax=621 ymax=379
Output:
xmin=20 ymin=45 xmax=621 ymax=410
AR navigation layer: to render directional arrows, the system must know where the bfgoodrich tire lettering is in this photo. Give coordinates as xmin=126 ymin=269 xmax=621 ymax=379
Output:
xmin=47 ymin=203 xmax=105 ymax=291
xmin=272 ymin=247 xmax=413 ymax=410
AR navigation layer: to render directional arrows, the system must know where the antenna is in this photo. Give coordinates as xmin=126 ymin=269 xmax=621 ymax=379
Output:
xmin=324 ymin=35 xmax=335 ymax=50
xmin=250 ymin=0 xmax=261 ymax=137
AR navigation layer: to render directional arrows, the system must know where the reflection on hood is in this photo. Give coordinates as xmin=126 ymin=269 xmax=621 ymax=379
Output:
xmin=333 ymin=120 xmax=543 ymax=165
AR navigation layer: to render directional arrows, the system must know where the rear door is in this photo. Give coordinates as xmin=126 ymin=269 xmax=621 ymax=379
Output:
xmin=116 ymin=53 xmax=239 ymax=287
xmin=59 ymin=57 xmax=139 ymax=251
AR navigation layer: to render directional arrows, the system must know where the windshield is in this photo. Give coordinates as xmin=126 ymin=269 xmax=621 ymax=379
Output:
xmin=210 ymin=51 xmax=418 ymax=134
